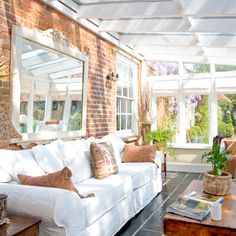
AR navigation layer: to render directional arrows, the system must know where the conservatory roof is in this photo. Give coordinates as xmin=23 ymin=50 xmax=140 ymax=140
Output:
xmin=44 ymin=0 xmax=236 ymax=65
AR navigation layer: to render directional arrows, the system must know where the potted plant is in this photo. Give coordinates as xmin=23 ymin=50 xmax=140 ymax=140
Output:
xmin=201 ymin=137 xmax=232 ymax=195
xmin=144 ymin=126 xmax=174 ymax=157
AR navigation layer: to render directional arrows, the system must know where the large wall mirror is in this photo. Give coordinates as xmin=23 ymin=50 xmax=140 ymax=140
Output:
xmin=11 ymin=26 xmax=88 ymax=143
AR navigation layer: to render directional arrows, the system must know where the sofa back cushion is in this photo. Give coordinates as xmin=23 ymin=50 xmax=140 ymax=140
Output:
xmin=0 ymin=149 xmax=45 ymax=182
xmin=58 ymin=139 xmax=93 ymax=183
xmin=100 ymin=134 xmax=125 ymax=164
xmin=32 ymin=140 xmax=65 ymax=173
xmin=123 ymin=144 xmax=157 ymax=163
xmin=90 ymin=142 xmax=118 ymax=179
xmin=0 ymin=168 xmax=12 ymax=183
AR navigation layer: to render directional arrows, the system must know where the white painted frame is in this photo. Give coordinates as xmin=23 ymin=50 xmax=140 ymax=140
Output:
xmin=149 ymin=61 xmax=236 ymax=147
xmin=10 ymin=26 xmax=88 ymax=143
xmin=116 ymin=53 xmax=138 ymax=137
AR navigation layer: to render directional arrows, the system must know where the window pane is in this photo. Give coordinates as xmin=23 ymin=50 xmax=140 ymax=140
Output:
xmin=215 ymin=65 xmax=236 ymax=72
xmin=123 ymin=66 xmax=129 ymax=82
xmin=127 ymin=100 xmax=132 ymax=113
xmin=129 ymin=68 xmax=133 ymax=83
xmin=127 ymin=115 xmax=131 ymax=129
xmin=121 ymin=115 xmax=126 ymax=130
xmin=218 ymin=94 xmax=236 ymax=137
xmin=184 ymin=63 xmax=210 ymax=74
xmin=121 ymin=99 xmax=126 ymax=113
xmin=185 ymin=95 xmax=209 ymax=144
xmin=33 ymin=95 xmax=45 ymax=132
xmin=116 ymin=98 xmax=121 ymax=113
xmin=123 ymin=84 xmax=128 ymax=97
xmin=157 ymin=96 xmax=177 ymax=142
xmin=147 ymin=61 xmax=178 ymax=76
xmin=68 ymin=95 xmax=82 ymax=131
xmin=51 ymin=96 xmax=65 ymax=120
xmin=116 ymin=115 xmax=120 ymax=131
xmin=129 ymin=85 xmax=133 ymax=98
xmin=116 ymin=81 xmax=122 ymax=96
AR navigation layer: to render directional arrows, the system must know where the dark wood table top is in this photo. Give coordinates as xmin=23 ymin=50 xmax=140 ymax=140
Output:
xmin=0 ymin=215 xmax=41 ymax=236
xmin=164 ymin=179 xmax=236 ymax=230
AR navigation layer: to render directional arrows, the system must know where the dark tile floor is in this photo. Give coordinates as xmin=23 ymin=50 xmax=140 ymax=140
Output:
xmin=116 ymin=171 xmax=203 ymax=236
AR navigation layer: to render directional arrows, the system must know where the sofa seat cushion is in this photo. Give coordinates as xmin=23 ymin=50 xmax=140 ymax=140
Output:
xmin=76 ymin=174 xmax=132 ymax=226
xmin=118 ymin=163 xmax=157 ymax=189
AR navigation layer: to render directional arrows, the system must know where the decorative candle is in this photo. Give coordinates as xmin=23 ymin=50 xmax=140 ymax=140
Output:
xmin=211 ymin=202 xmax=222 ymax=221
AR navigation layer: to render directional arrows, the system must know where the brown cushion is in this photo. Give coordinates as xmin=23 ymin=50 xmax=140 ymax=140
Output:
xmin=18 ymin=167 xmax=94 ymax=198
xmin=90 ymin=142 xmax=118 ymax=180
xmin=123 ymin=144 xmax=157 ymax=163
xmin=224 ymin=139 xmax=236 ymax=149
xmin=227 ymin=141 xmax=236 ymax=154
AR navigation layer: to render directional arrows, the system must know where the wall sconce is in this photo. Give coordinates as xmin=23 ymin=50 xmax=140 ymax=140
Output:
xmin=106 ymin=72 xmax=118 ymax=82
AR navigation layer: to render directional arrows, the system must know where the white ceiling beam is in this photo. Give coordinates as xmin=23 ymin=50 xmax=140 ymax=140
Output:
xmin=145 ymin=54 xmax=209 ymax=64
xmin=77 ymin=1 xmax=181 ymax=19
xmin=137 ymin=45 xmax=202 ymax=57
xmin=120 ymin=34 xmax=195 ymax=46
xmin=99 ymin=18 xmax=189 ymax=33
xmin=49 ymin=67 xmax=83 ymax=79
xmin=30 ymin=60 xmax=81 ymax=76
xmin=189 ymin=18 xmax=236 ymax=33
xmin=197 ymin=34 xmax=236 ymax=48
xmin=202 ymin=47 xmax=236 ymax=57
xmin=185 ymin=0 xmax=236 ymax=17
xmin=208 ymin=57 xmax=236 ymax=66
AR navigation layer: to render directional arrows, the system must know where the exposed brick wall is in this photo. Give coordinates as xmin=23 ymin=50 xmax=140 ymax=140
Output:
xmin=0 ymin=0 xmax=141 ymax=146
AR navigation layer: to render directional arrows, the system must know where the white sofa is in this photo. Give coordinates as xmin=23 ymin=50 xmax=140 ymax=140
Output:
xmin=0 ymin=134 xmax=162 ymax=236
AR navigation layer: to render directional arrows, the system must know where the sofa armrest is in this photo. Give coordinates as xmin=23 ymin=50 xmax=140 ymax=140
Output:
xmin=0 ymin=183 xmax=86 ymax=232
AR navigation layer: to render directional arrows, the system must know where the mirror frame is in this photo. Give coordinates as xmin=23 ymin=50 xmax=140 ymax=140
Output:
xmin=10 ymin=26 xmax=88 ymax=143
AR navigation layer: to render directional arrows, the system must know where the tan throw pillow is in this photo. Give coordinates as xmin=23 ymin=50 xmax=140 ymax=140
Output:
xmin=90 ymin=142 xmax=118 ymax=180
xmin=123 ymin=144 xmax=157 ymax=163
xmin=18 ymin=167 xmax=94 ymax=198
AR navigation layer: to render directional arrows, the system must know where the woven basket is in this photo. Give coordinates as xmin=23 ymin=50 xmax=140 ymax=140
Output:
xmin=203 ymin=171 xmax=232 ymax=196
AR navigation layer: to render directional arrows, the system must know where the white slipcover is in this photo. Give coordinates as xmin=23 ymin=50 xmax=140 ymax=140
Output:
xmin=0 ymin=149 xmax=45 ymax=181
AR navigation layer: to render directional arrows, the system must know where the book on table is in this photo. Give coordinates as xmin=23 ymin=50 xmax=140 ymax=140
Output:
xmin=184 ymin=191 xmax=224 ymax=205
xmin=167 ymin=197 xmax=210 ymax=221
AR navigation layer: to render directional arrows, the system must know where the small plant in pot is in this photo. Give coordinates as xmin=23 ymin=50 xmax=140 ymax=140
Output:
xmin=201 ymin=137 xmax=232 ymax=195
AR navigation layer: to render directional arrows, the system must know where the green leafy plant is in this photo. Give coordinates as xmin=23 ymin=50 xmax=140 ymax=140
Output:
xmin=201 ymin=141 xmax=231 ymax=176
xmin=144 ymin=126 xmax=174 ymax=156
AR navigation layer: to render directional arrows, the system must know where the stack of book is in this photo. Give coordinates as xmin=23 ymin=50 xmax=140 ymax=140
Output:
xmin=167 ymin=192 xmax=224 ymax=221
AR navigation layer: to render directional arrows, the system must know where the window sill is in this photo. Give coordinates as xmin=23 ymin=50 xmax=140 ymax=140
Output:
xmin=170 ymin=143 xmax=211 ymax=150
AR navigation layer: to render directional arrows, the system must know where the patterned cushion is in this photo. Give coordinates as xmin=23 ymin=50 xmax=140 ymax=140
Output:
xmin=123 ymin=144 xmax=157 ymax=163
xmin=17 ymin=167 xmax=89 ymax=198
xmin=90 ymin=142 xmax=118 ymax=179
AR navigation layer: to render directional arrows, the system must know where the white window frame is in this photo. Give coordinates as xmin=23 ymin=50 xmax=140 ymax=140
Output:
xmin=116 ymin=54 xmax=138 ymax=137
xmin=149 ymin=61 xmax=236 ymax=148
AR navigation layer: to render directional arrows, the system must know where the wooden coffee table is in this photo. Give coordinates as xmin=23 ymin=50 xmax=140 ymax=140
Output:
xmin=163 ymin=180 xmax=236 ymax=236
xmin=0 ymin=215 xmax=40 ymax=236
